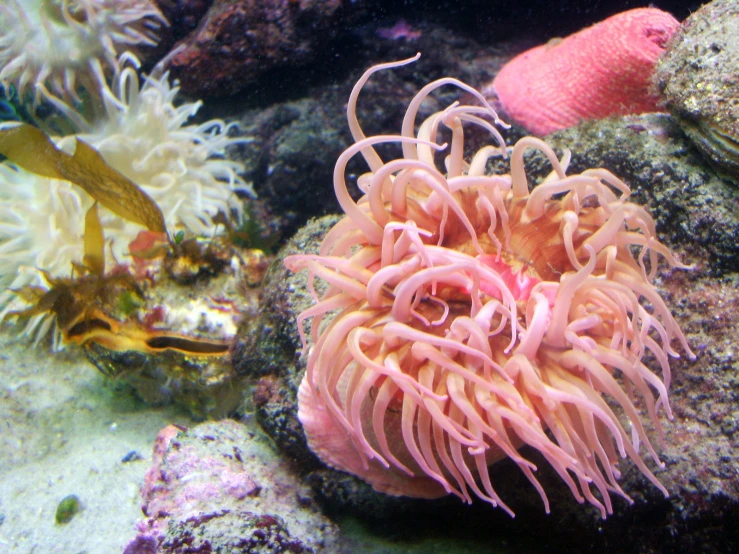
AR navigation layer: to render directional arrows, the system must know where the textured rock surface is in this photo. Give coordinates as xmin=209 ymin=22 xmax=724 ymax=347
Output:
xmin=230 ymin=21 xmax=511 ymax=243
xmin=234 ymin=216 xmax=444 ymax=517
xmin=154 ymin=0 xmax=214 ymax=40
xmin=124 ymin=420 xmax=338 ymax=552
xmin=234 ymin=217 xmax=338 ymax=469
xmin=159 ymin=510 xmax=314 ymax=553
xmin=164 ymin=0 xmax=367 ymax=97
xmin=655 ymin=0 xmax=739 ymax=179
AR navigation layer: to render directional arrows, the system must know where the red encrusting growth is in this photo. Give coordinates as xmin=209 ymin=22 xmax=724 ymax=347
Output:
xmin=490 ymin=8 xmax=680 ymax=136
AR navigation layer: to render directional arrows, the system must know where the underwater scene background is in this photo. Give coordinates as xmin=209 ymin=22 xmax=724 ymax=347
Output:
xmin=0 ymin=1 xmax=737 ymax=553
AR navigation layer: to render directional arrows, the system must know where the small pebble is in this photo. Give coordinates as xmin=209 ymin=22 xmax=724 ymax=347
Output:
xmin=55 ymin=495 xmax=81 ymax=525
xmin=121 ymin=450 xmax=144 ymax=463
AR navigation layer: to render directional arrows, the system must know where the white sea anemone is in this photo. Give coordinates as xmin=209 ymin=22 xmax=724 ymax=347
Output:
xmin=67 ymin=57 xmax=253 ymax=240
xmin=0 ymin=172 xmax=85 ymax=341
xmin=0 ymin=58 xmax=252 ymax=343
xmin=0 ymin=0 xmax=165 ymax=110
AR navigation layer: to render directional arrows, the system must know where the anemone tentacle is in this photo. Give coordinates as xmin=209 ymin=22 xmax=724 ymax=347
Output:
xmin=286 ymin=58 xmax=694 ymax=518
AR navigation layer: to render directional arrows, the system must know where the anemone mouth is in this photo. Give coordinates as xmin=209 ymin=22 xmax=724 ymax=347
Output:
xmin=285 ymin=56 xmax=693 ymax=518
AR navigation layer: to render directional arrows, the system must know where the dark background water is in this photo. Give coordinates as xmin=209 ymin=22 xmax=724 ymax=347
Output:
xmin=361 ymin=0 xmax=700 ymax=38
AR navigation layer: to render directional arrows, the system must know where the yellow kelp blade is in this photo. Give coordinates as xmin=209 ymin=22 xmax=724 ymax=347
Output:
xmin=0 ymin=124 xmax=167 ymax=234
xmin=83 ymin=202 xmax=105 ymax=277
xmin=0 ymin=123 xmax=65 ymax=178
xmin=70 ymin=139 xmax=167 ymax=234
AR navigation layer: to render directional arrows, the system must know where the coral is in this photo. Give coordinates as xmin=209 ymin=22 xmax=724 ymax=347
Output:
xmin=654 ymin=0 xmax=739 ymax=179
xmin=0 ymin=58 xmax=251 ymax=339
xmin=0 ymin=0 xmax=166 ymax=112
xmin=490 ymin=8 xmax=680 ymax=136
xmin=284 ymin=56 xmax=694 ymax=517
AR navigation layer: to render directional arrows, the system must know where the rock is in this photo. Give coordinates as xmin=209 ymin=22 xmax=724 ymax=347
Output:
xmin=234 ymin=216 xmax=443 ymax=516
xmin=228 ymin=21 xmax=511 ymax=243
xmin=160 ymin=510 xmax=313 ymax=553
xmin=154 ymin=0 xmax=214 ymax=41
xmin=125 ymin=420 xmax=338 ymax=552
xmin=655 ymin=0 xmax=739 ymax=179
xmin=164 ymin=0 xmax=367 ymax=97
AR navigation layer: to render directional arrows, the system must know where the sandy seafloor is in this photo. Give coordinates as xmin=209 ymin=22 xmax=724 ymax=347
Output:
xmin=0 ymin=328 xmax=515 ymax=554
xmin=0 ymin=328 xmax=196 ymax=553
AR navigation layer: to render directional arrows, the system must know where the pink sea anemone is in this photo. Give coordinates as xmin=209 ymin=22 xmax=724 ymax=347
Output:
xmin=284 ymin=55 xmax=694 ymax=518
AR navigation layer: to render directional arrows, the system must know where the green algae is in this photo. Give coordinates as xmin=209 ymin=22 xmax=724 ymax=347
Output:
xmin=55 ymin=494 xmax=81 ymax=525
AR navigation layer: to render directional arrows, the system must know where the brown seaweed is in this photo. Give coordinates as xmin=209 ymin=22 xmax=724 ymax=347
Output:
xmin=83 ymin=202 xmax=105 ymax=276
xmin=0 ymin=123 xmax=167 ymax=234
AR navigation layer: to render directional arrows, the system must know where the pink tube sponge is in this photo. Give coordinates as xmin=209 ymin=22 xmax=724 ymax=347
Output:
xmin=491 ymin=8 xmax=680 ymax=136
